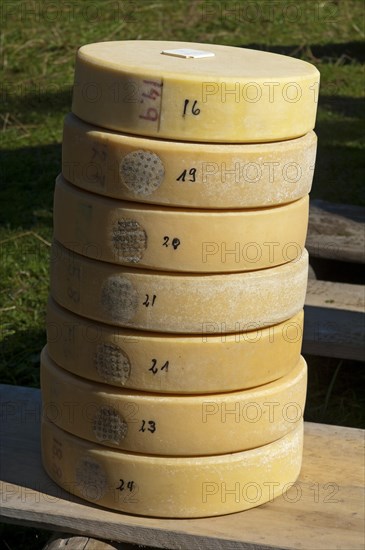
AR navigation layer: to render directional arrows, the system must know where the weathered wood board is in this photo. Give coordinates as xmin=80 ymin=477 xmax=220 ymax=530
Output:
xmin=43 ymin=532 xmax=139 ymax=549
xmin=303 ymin=280 xmax=364 ymax=361
xmin=0 ymin=385 xmax=364 ymax=550
xmin=307 ymin=199 xmax=365 ymax=264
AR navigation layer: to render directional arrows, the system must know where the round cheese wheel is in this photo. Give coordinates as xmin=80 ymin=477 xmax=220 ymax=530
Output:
xmin=54 ymin=175 xmax=309 ymax=272
xmin=46 ymin=298 xmax=304 ymax=394
xmin=62 ymin=113 xmax=317 ymax=208
xmin=42 ymin=417 xmax=303 ymax=517
xmin=41 ymin=346 xmax=306 ymax=456
xmin=72 ymin=41 xmax=319 ymax=142
xmin=50 ymin=241 xmax=308 ymax=333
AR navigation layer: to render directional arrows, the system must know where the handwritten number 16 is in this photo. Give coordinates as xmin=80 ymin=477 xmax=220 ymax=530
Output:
xmin=183 ymin=99 xmax=200 ymax=117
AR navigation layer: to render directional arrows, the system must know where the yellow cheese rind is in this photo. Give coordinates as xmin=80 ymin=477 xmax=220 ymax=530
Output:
xmin=41 ymin=347 xmax=306 ymax=455
xmin=72 ymin=41 xmax=319 ymax=142
xmin=46 ymin=298 xmax=304 ymax=393
xmin=50 ymin=241 xmax=308 ymax=333
xmin=42 ymin=417 xmax=303 ymax=517
xmin=62 ymin=113 xmax=317 ymax=208
xmin=54 ymin=175 xmax=309 ymax=272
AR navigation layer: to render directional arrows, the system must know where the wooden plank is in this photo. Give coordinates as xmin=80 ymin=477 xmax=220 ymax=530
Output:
xmin=303 ymin=305 xmax=364 ymax=361
xmin=43 ymin=533 xmax=139 ymax=549
xmin=306 ymin=280 xmax=364 ymax=312
xmin=0 ymin=385 xmax=364 ymax=550
xmin=310 ymin=200 xmax=365 ymax=223
xmin=307 ymin=200 xmax=365 ymax=264
xmin=303 ymin=280 xmax=364 ymax=361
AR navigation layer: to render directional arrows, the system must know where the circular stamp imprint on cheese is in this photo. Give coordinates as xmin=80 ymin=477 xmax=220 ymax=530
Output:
xmin=101 ymin=276 xmax=138 ymax=322
xmin=93 ymin=406 xmax=128 ymax=445
xmin=75 ymin=456 xmax=107 ymax=500
xmin=94 ymin=343 xmax=131 ymax=385
xmin=112 ymin=218 xmax=147 ymax=263
xmin=120 ymin=150 xmax=165 ymax=196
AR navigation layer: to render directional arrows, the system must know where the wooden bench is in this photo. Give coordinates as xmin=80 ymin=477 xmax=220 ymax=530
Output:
xmin=303 ymin=199 xmax=364 ymax=363
xmin=1 ymin=372 xmax=364 ymax=549
xmin=307 ymin=199 xmax=365 ymax=265
xmin=303 ymin=279 xmax=364 ymax=361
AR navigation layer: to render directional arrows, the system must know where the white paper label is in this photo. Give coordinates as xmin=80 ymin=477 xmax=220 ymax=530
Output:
xmin=161 ymin=48 xmax=215 ymax=59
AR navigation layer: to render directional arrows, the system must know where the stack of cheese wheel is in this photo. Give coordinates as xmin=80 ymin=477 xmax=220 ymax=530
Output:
xmin=42 ymin=41 xmax=319 ymax=518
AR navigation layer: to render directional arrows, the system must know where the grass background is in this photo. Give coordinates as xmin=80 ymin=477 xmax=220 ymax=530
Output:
xmin=1 ymin=0 xmax=364 ymax=548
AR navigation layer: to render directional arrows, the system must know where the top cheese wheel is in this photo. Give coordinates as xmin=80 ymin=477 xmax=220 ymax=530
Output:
xmin=72 ymin=41 xmax=320 ymax=142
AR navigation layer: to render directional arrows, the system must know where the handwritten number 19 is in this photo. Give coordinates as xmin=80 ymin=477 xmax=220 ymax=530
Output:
xmin=176 ymin=168 xmax=196 ymax=182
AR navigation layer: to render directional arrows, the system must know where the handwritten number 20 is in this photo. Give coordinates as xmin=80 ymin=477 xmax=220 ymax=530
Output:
xmin=162 ymin=236 xmax=181 ymax=249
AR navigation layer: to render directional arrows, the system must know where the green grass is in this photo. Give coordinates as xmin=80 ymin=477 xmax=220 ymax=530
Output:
xmin=1 ymin=0 xmax=364 ymax=547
